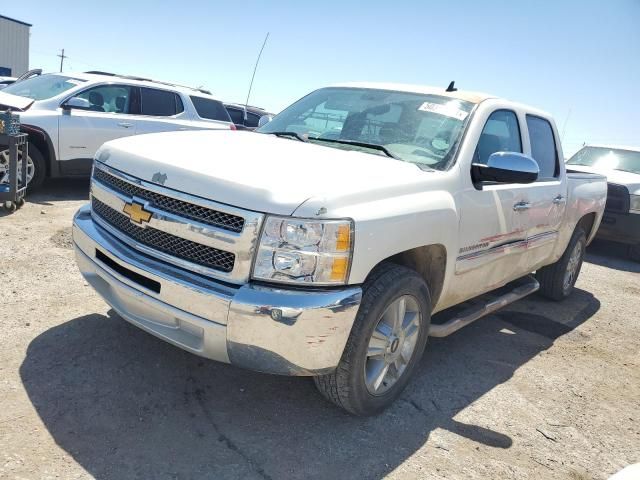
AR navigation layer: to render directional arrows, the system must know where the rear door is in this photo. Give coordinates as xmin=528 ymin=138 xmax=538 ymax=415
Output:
xmin=58 ymin=83 xmax=137 ymax=169
xmin=521 ymin=114 xmax=567 ymax=269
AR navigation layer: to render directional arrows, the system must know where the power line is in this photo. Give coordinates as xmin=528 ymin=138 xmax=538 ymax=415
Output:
xmin=57 ymin=49 xmax=67 ymax=72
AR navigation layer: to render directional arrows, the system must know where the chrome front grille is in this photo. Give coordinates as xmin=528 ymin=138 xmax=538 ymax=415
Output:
xmin=93 ymin=167 xmax=245 ymax=233
xmin=89 ymin=162 xmax=263 ymax=284
xmin=92 ymin=198 xmax=236 ymax=272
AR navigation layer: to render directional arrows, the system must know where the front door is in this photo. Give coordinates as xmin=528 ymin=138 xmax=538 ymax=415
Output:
xmin=58 ymin=84 xmax=137 ymax=172
xmin=453 ymin=109 xmax=534 ymax=304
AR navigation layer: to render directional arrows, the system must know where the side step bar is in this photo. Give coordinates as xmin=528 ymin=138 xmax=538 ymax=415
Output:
xmin=429 ymin=275 xmax=540 ymax=338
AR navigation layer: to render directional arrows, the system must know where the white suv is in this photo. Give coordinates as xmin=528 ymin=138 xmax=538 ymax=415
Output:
xmin=0 ymin=71 xmax=234 ymax=189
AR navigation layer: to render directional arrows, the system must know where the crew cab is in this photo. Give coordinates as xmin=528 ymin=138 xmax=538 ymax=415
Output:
xmin=0 ymin=71 xmax=234 ymax=190
xmin=566 ymin=145 xmax=640 ymax=261
xmin=72 ymin=83 xmax=606 ymax=415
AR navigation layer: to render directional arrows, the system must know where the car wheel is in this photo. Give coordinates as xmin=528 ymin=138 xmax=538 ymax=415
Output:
xmin=0 ymin=143 xmax=46 ymax=192
xmin=536 ymin=227 xmax=587 ymax=301
xmin=314 ymin=264 xmax=431 ymax=416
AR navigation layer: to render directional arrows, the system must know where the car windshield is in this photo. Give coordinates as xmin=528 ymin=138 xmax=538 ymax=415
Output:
xmin=1 ymin=74 xmax=86 ymax=101
xmin=567 ymin=146 xmax=640 ymax=175
xmin=258 ymin=87 xmax=475 ymax=170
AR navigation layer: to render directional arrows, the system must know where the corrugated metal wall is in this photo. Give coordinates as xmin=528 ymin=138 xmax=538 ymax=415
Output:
xmin=0 ymin=17 xmax=30 ymax=76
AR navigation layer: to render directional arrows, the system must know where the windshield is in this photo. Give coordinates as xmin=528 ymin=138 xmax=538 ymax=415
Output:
xmin=567 ymin=146 xmax=640 ymax=175
xmin=258 ymin=87 xmax=475 ymax=170
xmin=1 ymin=74 xmax=86 ymax=101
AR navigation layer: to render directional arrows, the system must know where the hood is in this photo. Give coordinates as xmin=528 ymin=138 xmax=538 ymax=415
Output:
xmin=567 ymin=164 xmax=640 ymax=195
xmin=0 ymin=91 xmax=34 ymax=111
xmin=98 ymin=130 xmax=434 ymax=216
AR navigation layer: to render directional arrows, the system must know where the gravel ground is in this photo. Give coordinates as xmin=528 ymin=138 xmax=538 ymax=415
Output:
xmin=1 ymin=180 xmax=638 ymax=480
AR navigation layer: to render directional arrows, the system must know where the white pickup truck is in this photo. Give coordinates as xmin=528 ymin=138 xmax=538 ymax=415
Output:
xmin=72 ymin=83 xmax=607 ymax=415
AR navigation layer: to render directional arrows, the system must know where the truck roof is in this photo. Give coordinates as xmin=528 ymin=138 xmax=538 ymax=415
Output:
xmin=331 ymin=82 xmax=496 ymax=104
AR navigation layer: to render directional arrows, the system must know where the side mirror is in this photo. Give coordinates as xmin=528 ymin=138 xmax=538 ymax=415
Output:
xmin=62 ymin=97 xmax=90 ymax=110
xmin=257 ymin=114 xmax=273 ymax=128
xmin=472 ymin=152 xmax=539 ymax=184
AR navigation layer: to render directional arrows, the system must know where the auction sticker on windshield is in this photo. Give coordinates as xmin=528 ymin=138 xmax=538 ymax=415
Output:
xmin=418 ymin=102 xmax=469 ymax=121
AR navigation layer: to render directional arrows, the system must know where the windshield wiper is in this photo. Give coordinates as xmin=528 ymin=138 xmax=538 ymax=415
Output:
xmin=307 ymin=137 xmax=399 ymax=159
xmin=265 ymin=131 xmax=308 ymax=142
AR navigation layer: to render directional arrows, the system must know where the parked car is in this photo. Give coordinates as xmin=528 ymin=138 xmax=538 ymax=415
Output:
xmin=224 ymin=103 xmax=272 ymax=130
xmin=0 ymin=71 xmax=234 ymax=190
xmin=72 ymin=83 xmax=606 ymax=415
xmin=0 ymin=76 xmax=17 ymax=89
xmin=566 ymin=145 xmax=640 ymax=261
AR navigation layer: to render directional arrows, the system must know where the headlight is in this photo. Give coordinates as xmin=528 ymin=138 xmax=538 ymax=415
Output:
xmin=630 ymin=195 xmax=640 ymax=214
xmin=252 ymin=216 xmax=353 ymax=285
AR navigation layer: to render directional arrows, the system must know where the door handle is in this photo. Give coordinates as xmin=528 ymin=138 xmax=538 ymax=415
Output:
xmin=513 ymin=201 xmax=531 ymax=212
xmin=553 ymin=195 xmax=566 ymax=204
xmin=117 ymin=122 xmax=133 ymax=128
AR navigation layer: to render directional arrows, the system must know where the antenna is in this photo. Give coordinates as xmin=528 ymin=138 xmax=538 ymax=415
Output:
xmin=244 ymin=33 xmax=270 ymax=119
xmin=446 ymin=81 xmax=457 ymax=92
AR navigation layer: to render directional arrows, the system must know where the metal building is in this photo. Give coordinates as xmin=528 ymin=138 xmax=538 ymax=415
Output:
xmin=0 ymin=14 xmax=31 ymax=77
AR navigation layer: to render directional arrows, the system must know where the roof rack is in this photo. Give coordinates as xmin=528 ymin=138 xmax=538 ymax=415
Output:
xmin=83 ymin=71 xmax=212 ymax=95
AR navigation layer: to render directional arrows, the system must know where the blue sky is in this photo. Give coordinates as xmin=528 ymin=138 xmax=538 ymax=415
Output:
xmin=4 ymin=0 xmax=639 ymax=155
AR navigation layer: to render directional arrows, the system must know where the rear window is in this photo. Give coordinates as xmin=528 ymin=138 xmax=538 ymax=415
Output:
xmin=526 ymin=115 xmax=558 ymax=179
xmin=190 ymin=96 xmax=231 ymax=122
xmin=140 ymin=88 xmax=183 ymax=116
xmin=245 ymin=112 xmax=261 ymax=128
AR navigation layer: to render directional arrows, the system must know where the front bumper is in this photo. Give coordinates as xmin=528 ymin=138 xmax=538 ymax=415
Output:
xmin=596 ymin=211 xmax=640 ymax=245
xmin=73 ymin=205 xmax=362 ymax=375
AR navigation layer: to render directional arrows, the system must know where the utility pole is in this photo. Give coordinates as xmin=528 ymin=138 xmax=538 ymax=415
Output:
xmin=57 ymin=49 xmax=67 ymax=72
xmin=244 ymin=33 xmax=269 ymax=119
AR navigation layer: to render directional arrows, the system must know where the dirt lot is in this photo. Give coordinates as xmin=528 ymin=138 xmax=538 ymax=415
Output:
xmin=1 ymin=180 xmax=638 ymax=480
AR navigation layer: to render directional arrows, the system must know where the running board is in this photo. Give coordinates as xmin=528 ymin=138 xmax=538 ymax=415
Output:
xmin=429 ymin=275 xmax=540 ymax=338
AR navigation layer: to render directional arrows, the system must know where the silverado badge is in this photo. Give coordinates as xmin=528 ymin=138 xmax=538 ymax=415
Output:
xmin=123 ymin=201 xmax=152 ymax=225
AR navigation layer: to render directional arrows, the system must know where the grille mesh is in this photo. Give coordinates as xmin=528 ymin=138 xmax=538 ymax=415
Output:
xmin=92 ymin=198 xmax=235 ymax=273
xmin=606 ymin=183 xmax=630 ymax=214
xmin=93 ymin=167 xmax=245 ymax=233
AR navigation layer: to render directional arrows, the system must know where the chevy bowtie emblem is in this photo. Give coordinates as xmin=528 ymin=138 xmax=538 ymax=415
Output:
xmin=123 ymin=201 xmax=152 ymax=225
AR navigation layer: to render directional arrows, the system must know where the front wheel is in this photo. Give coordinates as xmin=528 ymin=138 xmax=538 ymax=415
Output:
xmin=0 ymin=143 xmax=46 ymax=192
xmin=314 ymin=264 xmax=431 ymax=416
xmin=536 ymin=227 xmax=587 ymax=301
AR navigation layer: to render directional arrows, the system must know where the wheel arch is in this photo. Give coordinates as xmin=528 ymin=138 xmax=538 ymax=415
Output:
xmin=20 ymin=124 xmax=56 ymax=177
xmin=364 ymin=244 xmax=447 ymax=310
xmin=577 ymin=212 xmax=597 ymax=245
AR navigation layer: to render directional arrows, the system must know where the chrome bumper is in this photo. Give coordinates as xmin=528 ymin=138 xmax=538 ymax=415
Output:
xmin=72 ymin=204 xmax=362 ymax=375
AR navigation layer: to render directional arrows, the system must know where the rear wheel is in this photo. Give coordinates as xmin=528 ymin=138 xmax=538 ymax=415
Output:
xmin=314 ymin=264 xmax=431 ymax=416
xmin=536 ymin=227 xmax=587 ymax=301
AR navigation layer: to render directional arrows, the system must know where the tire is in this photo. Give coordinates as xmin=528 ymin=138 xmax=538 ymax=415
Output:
xmin=314 ymin=264 xmax=431 ymax=416
xmin=536 ymin=227 xmax=587 ymax=301
xmin=0 ymin=143 xmax=46 ymax=192
xmin=629 ymin=245 xmax=640 ymax=263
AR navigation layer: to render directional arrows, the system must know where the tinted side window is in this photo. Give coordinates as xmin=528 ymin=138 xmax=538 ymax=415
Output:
xmin=474 ymin=110 xmax=522 ymax=164
xmin=526 ymin=115 xmax=558 ymax=179
xmin=140 ymin=88 xmax=180 ymax=116
xmin=226 ymin=107 xmax=244 ymax=124
xmin=245 ymin=112 xmax=261 ymax=128
xmin=190 ymin=96 xmax=231 ymax=121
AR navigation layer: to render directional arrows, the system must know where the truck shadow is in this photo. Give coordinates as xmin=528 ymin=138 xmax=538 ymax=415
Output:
xmin=20 ymin=289 xmax=599 ymax=480
xmin=27 ymin=177 xmax=90 ymax=205
xmin=585 ymin=239 xmax=640 ymax=273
